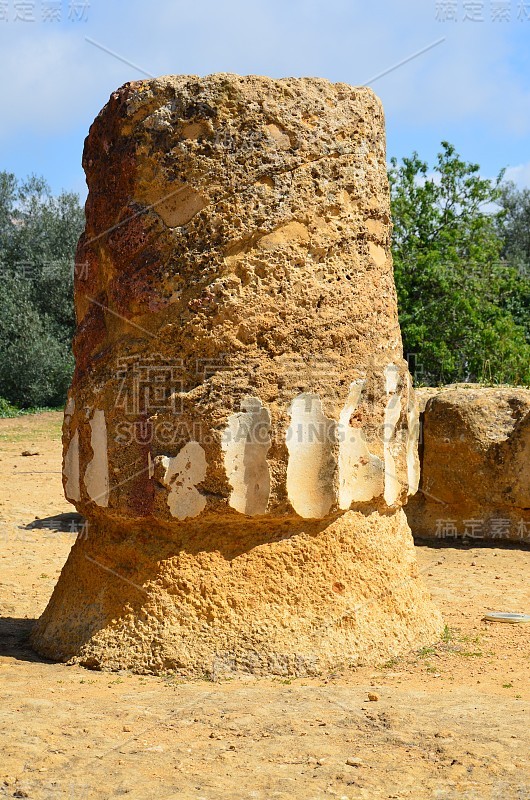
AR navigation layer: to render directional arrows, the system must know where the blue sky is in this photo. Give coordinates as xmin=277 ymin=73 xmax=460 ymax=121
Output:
xmin=1 ymin=0 xmax=529 ymax=198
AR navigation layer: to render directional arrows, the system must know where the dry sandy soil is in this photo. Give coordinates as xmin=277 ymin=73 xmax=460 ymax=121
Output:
xmin=0 ymin=412 xmax=528 ymax=800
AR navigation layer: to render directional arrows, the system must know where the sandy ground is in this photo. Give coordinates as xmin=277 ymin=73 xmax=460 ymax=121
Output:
xmin=0 ymin=412 xmax=529 ymax=800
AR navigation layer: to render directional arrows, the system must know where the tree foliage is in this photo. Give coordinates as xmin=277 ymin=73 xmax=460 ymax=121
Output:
xmin=0 ymin=172 xmax=84 ymax=407
xmin=389 ymin=142 xmax=530 ymax=386
xmin=497 ymin=182 xmax=530 ymax=273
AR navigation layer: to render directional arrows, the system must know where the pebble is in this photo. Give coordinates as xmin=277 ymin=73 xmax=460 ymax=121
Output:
xmin=346 ymin=757 xmax=364 ymax=767
xmin=367 ymin=692 xmax=379 ymax=702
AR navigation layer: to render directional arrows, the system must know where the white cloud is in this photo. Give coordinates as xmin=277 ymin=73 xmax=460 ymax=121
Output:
xmin=504 ymin=162 xmax=530 ymax=188
xmin=367 ymin=17 xmax=530 ymax=135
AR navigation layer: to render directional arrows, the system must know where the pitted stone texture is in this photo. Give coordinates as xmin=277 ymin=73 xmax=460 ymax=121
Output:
xmin=32 ymin=74 xmax=441 ymax=674
xmin=407 ymin=385 xmax=530 ymax=543
xmin=32 ymin=510 xmax=442 ymax=676
xmin=62 ymin=73 xmax=422 ymax=522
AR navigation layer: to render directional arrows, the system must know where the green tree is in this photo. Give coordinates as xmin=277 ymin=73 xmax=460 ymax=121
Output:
xmin=496 ymin=182 xmax=530 ymax=338
xmin=0 ymin=171 xmax=84 ymax=407
xmin=497 ymin=182 xmax=530 ymax=273
xmin=389 ymin=142 xmax=530 ymax=385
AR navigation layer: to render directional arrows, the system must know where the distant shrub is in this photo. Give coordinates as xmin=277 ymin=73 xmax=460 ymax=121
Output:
xmin=0 ymin=171 xmax=83 ymax=407
xmin=0 ymin=396 xmax=19 ymax=418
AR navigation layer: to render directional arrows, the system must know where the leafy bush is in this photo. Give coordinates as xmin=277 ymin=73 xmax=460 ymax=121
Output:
xmin=0 ymin=397 xmax=19 ymax=418
xmin=389 ymin=142 xmax=530 ymax=385
xmin=0 ymin=172 xmax=83 ymax=407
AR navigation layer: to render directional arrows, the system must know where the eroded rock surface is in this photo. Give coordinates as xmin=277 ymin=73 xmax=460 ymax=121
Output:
xmin=407 ymin=385 xmax=530 ymax=543
xmin=32 ymin=73 xmax=441 ymax=676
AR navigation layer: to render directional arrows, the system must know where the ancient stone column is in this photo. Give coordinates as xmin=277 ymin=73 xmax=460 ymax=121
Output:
xmin=32 ymin=74 xmax=442 ymax=676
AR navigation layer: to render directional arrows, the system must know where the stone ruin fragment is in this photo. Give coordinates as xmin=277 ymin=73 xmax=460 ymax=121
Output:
xmin=32 ymin=74 xmax=442 ymax=675
xmin=407 ymin=386 xmax=530 ymax=544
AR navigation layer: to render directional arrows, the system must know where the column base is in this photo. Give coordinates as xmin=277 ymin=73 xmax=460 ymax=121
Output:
xmin=31 ymin=509 xmax=443 ymax=677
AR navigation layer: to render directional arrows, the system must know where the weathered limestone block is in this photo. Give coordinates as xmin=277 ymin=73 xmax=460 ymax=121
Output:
xmin=407 ymin=385 xmax=530 ymax=543
xmin=32 ymin=74 xmax=441 ymax=676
